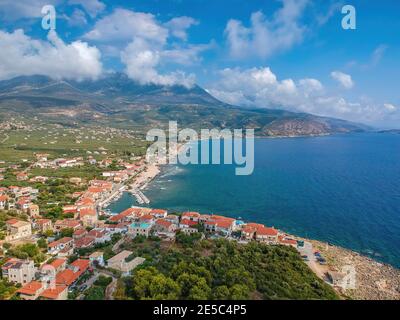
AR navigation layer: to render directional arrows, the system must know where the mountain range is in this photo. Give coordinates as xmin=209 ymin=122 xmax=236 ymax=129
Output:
xmin=0 ymin=73 xmax=370 ymax=136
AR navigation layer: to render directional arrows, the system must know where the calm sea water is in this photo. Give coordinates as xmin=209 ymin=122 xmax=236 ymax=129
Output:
xmin=108 ymin=133 xmax=400 ymax=268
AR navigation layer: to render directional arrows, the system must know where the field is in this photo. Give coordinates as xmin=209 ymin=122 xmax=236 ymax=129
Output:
xmin=0 ymin=123 xmax=150 ymax=163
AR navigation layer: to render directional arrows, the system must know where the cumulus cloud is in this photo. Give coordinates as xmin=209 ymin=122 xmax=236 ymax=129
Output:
xmin=225 ymin=0 xmax=308 ymax=59
xmin=84 ymin=8 xmax=205 ymax=87
xmin=83 ymin=8 xmax=168 ymax=44
xmin=164 ymin=16 xmax=199 ymax=41
xmin=0 ymin=0 xmax=61 ymax=20
xmin=66 ymin=8 xmax=88 ymax=27
xmin=330 ymin=71 xmax=354 ymax=89
xmin=207 ymin=67 xmax=398 ymax=126
xmin=121 ymin=38 xmax=195 ymax=88
xmin=0 ymin=29 xmax=102 ymax=81
xmin=69 ymin=0 xmax=105 ymax=18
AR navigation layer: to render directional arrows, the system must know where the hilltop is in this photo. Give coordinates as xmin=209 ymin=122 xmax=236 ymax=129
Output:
xmin=0 ymin=74 xmax=369 ymax=136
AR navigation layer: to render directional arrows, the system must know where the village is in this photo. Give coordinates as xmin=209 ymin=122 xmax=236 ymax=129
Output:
xmin=0 ymin=145 xmax=355 ymax=300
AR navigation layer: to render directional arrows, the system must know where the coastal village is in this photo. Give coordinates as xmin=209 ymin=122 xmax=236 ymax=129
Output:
xmin=0 ymin=121 xmax=399 ymax=300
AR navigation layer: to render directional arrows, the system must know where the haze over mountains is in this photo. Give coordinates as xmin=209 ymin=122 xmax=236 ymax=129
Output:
xmin=0 ymin=73 xmax=369 ymax=136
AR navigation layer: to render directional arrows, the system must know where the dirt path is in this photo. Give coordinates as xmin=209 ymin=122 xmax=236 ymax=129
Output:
xmin=105 ymin=278 xmax=117 ymax=300
xmin=1 ymin=133 xmax=9 ymax=144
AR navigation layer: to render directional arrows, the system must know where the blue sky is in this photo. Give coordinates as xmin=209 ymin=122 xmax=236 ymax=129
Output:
xmin=0 ymin=0 xmax=399 ymax=128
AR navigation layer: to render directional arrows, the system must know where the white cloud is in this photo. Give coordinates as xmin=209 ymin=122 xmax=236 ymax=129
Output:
xmin=83 ymin=8 xmax=168 ymax=44
xmin=69 ymin=0 xmax=105 ymax=18
xmin=66 ymin=9 xmax=88 ymax=27
xmin=225 ymin=0 xmax=308 ymax=59
xmin=164 ymin=16 xmax=199 ymax=41
xmin=384 ymin=103 xmax=397 ymax=112
xmin=330 ymin=71 xmax=354 ymax=89
xmin=84 ymin=9 xmax=205 ymax=87
xmin=0 ymin=29 xmax=102 ymax=81
xmin=207 ymin=66 xmax=398 ymax=126
xmin=121 ymin=38 xmax=195 ymax=88
xmin=0 ymin=0 xmax=61 ymax=20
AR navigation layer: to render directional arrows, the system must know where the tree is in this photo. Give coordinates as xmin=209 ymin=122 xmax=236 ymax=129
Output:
xmin=213 ymin=285 xmax=230 ymax=300
xmin=229 ymin=284 xmax=251 ymax=300
xmin=37 ymin=238 xmax=47 ymax=249
xmin=60 ymin=228 xmax=73 ymax=238
xmin=132 ymin=267 xmax=180 ymax=300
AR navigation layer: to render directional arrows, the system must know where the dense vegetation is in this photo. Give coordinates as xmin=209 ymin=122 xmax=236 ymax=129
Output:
xmin=117 ymin=238 xmax=338 ymax=300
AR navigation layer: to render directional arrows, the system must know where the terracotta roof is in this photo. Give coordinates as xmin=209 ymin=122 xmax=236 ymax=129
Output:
xmin=139 ymin=214 xmax=153 ymax=221
xmin=17 ymin=281 xmax=43 ymax=296
xmin=182 ymin=211 xmax=200 ymax=218
xmin=156 ymin=219 xmax=172 ymax=228
xmin=150 ymin=209 xmax=167 ymax=215
xmin=75 ymin=236 xmax=95 ymax=248
xmin=49 ymin=258 xmax=67 ymax=269
xmin=36 ymin=219 xmax=51 ymax=225
xmin=180 ymin=219 xmax=198 ymax=227
xmin=0 ymin=195 xmax=8 ymax=201
xmin=70 ymin=259 xmax=90 ymax=272
xmin=257 ymin=227 xmax=278 ymax=236
xmin=40 ymin=285 xmax=67 ymax=300
xmin=80 ymin=208 xmax=97 ymax=217
xmin=56 ymin=269 xmax=77 ymax=286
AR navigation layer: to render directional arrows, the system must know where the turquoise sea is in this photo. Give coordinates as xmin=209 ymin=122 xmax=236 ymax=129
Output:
xmin=107 ymin=133 xmax=400 ymax=268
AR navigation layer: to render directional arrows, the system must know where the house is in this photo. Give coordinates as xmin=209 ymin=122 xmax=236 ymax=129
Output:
xmin=40 ymin=285 xmax=68 ymax=300
xmin=35 ymin=219 xmax=53 ymax=233
xmin=0 ymin=194 xmax=8 ymax=209
xmin=179 ymin=219 xmax=199 ymax=234
xmin=1 ymin=258 xmax=36 ymax=285
xmin=17 ymin=281 xmax=45 ymax=300
xmin=54 ymin=219 xmax=82 ymax=232
xmin=16 ymin=172 xmax=28 ymax=181
xmin=182 ymin=212 xmax=200 ymax=222
xmin=73 ymin=228 xmax=88 ymax=239
xmin=89 ymin=251 xmax=105 ymax=267
xmin=79 ymin=208 xmax=98 ymax=227
xmin=150 ymin=208 xmax=168 ymax=219
xmin=5 ymin=219 xmax=32 ymax=241
xmin=87 ymin=229 xmax=111 ymax=244
xmin=62 ymin=205 xmax=79 ymax=218
xmin=165 ymin=214 xmax=180 ymax=224
xmin=74 ymin=236 xmax=95 ymax=249
xmin=153 ymin=219 xmax=177 ymax=234
xmin=28 ymin=204 xmax=40 ymax=217
xmin=107 ymin=250 xmax=145 ymax=275
xmin=138 ymin=214 xmax=154 ymax=224
xmin=48 ymin=237 xmax=74 ymax=255
xmin=255 ymin=227 xmax=279 ymax=244
xmin=16 ymin=197 xmax=31 ymax=211
xmin=56 ymin=259 xmax=90 ymax=287
xmin=108 ymin=207 xmax=142 ymax=223
xmin=46 ymin=258 xmax=67 ymax=273
xmin=278 ymin=236 xmax=297 ymax=247
xmin=128 ymin=222 xmax=152 ymax=238
xmin=241 ymin=223 xmax=265 ymax=240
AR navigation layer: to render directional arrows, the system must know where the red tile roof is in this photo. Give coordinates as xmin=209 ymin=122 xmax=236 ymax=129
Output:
xmin=40 ymin=285 xmax=67 ymax=300
xmin=257 ymin=227 xmax=278 ymax=236
xmin=156 ymin=219 xmax=172 ymax=228
xmin=17 ymin=281 xmax=43 ymax=296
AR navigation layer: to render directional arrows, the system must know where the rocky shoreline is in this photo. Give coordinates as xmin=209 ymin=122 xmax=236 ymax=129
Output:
xmin=310 ymin=239 xmax=400 ymax=300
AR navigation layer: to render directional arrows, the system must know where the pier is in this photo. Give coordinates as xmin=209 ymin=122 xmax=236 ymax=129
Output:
xmin=129 ymin=186 xmax=150 ymax=205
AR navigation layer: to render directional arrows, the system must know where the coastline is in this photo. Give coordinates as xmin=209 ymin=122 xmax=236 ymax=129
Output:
xmin=107 ymin=136 xmax=400 ymax=300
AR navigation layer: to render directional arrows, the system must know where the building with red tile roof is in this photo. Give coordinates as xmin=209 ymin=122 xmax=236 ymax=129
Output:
xmin=40 ymin=285 xmax=68 ymax=300
xmin=17 ymin=281 xmax=44 ymax=300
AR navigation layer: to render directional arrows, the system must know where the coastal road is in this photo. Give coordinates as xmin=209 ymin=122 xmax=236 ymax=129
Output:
xmin=76 ymin=273 xmax=99 ymax=300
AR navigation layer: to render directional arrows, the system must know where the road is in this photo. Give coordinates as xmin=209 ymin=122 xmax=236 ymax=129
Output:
xmin=76 ymin=273 xmax=99 ymax=300
xmin=297 ymin=241 xmax=327 ymax=280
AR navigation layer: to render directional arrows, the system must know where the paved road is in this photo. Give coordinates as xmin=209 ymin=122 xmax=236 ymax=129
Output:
xmin=76 ymin=273 xmax=99 ymax=300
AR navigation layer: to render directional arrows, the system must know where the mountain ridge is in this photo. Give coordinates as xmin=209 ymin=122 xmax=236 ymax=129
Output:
xmin=0 ymin=74 xmax=370 ymax=136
